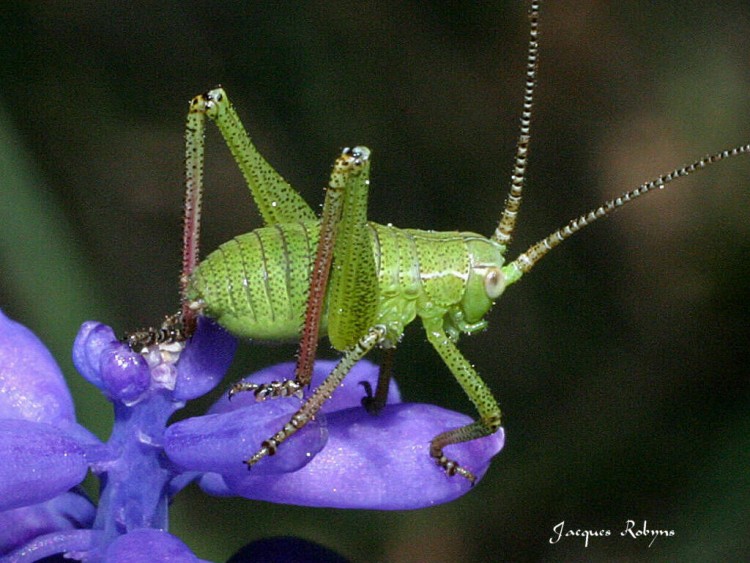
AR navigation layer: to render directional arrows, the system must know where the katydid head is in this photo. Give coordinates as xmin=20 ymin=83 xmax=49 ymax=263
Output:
xmin=458 ymin=236 xmax=509 ymax=328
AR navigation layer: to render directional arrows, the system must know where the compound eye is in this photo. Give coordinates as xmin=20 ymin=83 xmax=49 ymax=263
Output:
xmin=483 ymin=266 xmax=505 ymax=300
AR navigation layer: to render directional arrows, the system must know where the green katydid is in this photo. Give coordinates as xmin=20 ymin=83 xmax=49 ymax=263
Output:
xmin=128 ymin=0 xmax=749 ymax=484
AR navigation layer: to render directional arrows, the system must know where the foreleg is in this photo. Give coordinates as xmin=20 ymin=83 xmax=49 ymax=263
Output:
xmin=422 ymin=316 xmax=502 ymax=484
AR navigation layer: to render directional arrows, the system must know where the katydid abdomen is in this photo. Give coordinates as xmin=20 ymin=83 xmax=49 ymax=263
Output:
xmin=187 ymin=222 xmax=320 ymax=341
xmin=186 ymin=221 xmax=506 ymax=348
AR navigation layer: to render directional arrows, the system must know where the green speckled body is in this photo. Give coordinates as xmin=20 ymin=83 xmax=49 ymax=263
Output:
xmin=179 ymin=86 xmax=522 ymax=481
xmin=168 ymin=1 xmax=745 ymax=480
xmin=186 ymin=221 xmax=506 ymax=348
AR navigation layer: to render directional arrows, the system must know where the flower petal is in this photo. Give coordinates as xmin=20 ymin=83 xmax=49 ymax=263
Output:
xmin=169 ymin=360 xmax=400 ymax=479
xmin=0 ymin=309 xmax=75 ymax=423
xmin=193 ymin=361 xmax=501 ymax=508
xmin=196 ymin=472 xmax=232 ymax=497
xmin=0 ymin=490 xmax=95 ymax=555
xmin=0 ymin=419 xmax=88 ymax=511
xmin=74 ymin=319 xmax=236 ymax=404
xmin=72 ymin=321 xmax=120 ymax=390
xmin=73 ymin=323 xmax=155 ymax=403
xmin=99 ymin=344 xmax=152 ymax=403
xmin=165 ymin=400 xmax=327 ymax=476
xmin=173 ymin=318 xmax=237 ymax=401
xmin=104 ymin=529 xmax=210 ymax=563
xmin=218 ymin=403 xmax=504 ymax=510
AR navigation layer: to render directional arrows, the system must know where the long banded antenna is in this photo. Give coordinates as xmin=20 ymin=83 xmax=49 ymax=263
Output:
xmin=507 ymin=144 xmax=750 ymax=275
xmin=492 ymin=0 xmax=541 ymax=246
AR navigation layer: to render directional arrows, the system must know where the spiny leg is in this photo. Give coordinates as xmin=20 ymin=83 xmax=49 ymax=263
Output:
xmin=360 ymin=346 xmax=395 ymax=415
xmin=124 ymin=102 xmax=207 ymax=349
xmin=246 ymin=325 xmax=387 ymax=468
xmin=229 ymin=147 xmax=372 ymax=402
xmin=185 ymin=87 xmax=313 ymax=329
xmin=192 ymin=87 xmax=315 ymax=226
xmin=128 ymin=87 xmax=319 ymax=348
xmin=325 ymin=146 xmax=378 ymax=352
xmin=125 ymin=311 xmax=187 ymax=353
xmin=179 ymin=96 xmax=209 ymax=334
xmin=242 ymin=144 xmax=379 ymax=461
xmin=294 ymin=147 xmax=371 ymax=387
xmin=422 ymin=316 xmax=502 ymax=484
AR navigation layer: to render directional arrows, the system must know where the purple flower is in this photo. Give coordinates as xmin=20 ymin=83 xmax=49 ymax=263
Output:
xmin=167 ymin=361 xmax=503 ymax=509
xmin=0 ymin=309 xmax=504 ymax=560
xmin=0 ymin=310 xmax=95 ymax=556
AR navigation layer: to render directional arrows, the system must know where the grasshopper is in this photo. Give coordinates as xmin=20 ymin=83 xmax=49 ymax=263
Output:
xmin=129 ymin=0 xmax=748 ymax=484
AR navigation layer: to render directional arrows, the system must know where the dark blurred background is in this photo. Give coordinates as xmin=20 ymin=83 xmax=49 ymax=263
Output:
xmin=1 ymin=1 xmax=748 ymax=561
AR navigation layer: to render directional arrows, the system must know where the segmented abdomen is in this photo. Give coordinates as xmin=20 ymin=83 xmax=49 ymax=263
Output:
xmin=187 ymin=221 xmax=319 ymax=340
